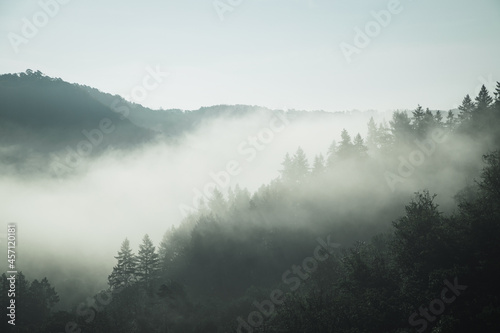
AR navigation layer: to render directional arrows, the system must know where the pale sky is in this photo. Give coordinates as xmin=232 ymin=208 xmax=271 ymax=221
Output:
xmin=1 ymin=0 xmax=499 ymax=112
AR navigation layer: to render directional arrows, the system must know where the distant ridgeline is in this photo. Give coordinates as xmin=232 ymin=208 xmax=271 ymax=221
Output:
xmin=0 ymin=69 xmax=373 ymax=177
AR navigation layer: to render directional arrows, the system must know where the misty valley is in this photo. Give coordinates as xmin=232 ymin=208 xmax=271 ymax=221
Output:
xmin=1 ymin=70 xmax=500 ymax=333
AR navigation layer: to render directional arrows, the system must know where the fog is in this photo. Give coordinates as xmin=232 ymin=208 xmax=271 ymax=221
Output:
xmin=0 ymin=108 xmax=394 ymax=306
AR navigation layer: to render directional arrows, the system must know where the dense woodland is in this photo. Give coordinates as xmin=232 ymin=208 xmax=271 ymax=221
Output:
xmin=1 ymin=79 xmax=500 ymax=332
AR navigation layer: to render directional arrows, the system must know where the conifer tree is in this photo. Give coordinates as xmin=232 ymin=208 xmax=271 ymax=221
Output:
xmin=353 ymin=133 xmax=368 ymax=156
xmin=493 ymin=81 xmax=500 ymax=111
xmin=108 ymin=238 xmax=137 ymax=289
xmin=208 ymin=189 xmax=226 ymax=216
xmin=312 ymin=154 xmax=326 ymax=175
xmin=424 ymin=108 xmax=436 ymax=129
xmin=137 ymin=234 xmax=160 ymax=287
xmin=280 ymin=153 xmax=294 ymax=183
xmin=337 ymin=129 xmax=353 ymax=159
xmin=366 ymin=117 xmax=379 ymax=151
xmin=475 ymin=85 xmax=493 ymax=112
xmin=326 ymin=140 xmax=337 ymax=168
xmin=411 ymin=105 xmax=426 ymax=137
xmin=377 ymin=122 xmax=393 ymax=152
xmin=389 ymin=111 xmax=413 ymax=145
xmin=27 ymin=278 xmax=60 ymax=325
xmin=446 ymin=110 xmax=456 ymax=129
xmin=434 ymin=110 xmax=443 ymax=124
xmin=292 ymin=147 xmax=309 ymax=180
xmin=458 ymin=94 xmax=475 ymax=121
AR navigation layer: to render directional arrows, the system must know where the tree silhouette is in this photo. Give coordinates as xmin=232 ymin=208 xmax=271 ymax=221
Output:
xmin=337 ymin=129 xmax=353 ymax=159
xmin=291 ymin=147 xmax=309 ymax=182
xmin=353 ymin=133 xmax=368 ymax=156
xmin=312 ymin=154 xmax=326 ymax=175
xmin=366 ymin=117 xmax=379 ymax=151
xmin=326 ymin=139 xmax=336 ymax=167
xmin=389 ymin=111 xmax=413 ymax=145
xmin=475 ymin=85 xmax=493 ymax=113
xmin=137 ymin=234 xmax=160 ymax=289
xmin=458 ymin=94 xmax=475 ymax=121
xmin=108 ymin=238 xmax=137 ymax=289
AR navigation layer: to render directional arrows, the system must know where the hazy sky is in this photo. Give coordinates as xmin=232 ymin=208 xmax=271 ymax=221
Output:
xmin=1 ymin=0 xmax=499 ymax=111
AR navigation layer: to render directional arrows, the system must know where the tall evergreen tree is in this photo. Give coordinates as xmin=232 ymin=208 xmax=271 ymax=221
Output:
xmin=312 ymin=154 xmax=326 ymax=175
xmin=493 ymin=81 xmax=500 ymax=111
xmin=158 ymin=227 xmax=189 ymax=273
xmin=411 ymin=105 xmax=427 ymax=137
xmin=326 ymin=140 xmax=337 ymax=168
xmin=446 ymin=110 xmax=456 ymax=129
xmin=424 ymin=107 xmax=436 ymax=129
xmin=208 ymin=189 xmax=226 ymax=216
xmin=353 ymin=133 xmax=368 ymax=156
xmin=337 ymin=129 xmax=353 ymax=159
xmin=366 ymin=117 xmax=379 ymax=151
xmin=27 ymin=278 xmax=60 ymax=326
xmin=158 ymin=231 xmax=171 ymax=271
xmin=137 ymin=234 xmax=160 ymax=287
xmin=108 ymin=238 xmax=137 ymax=289
xmin=280 ymin=153 xmax=294 ymax=183
xmin=291 ymin=147 xmax=309 ymax=182
xmin=377 ymin=122 xmax=393 ymax=153
xmin=434 ymin=110 xmax=443 ymax=124
xmin=475 ymin=85 xmax=493 ymax=112
xmin=389 ymin=111 xmax=413 ymax=145
xmin=458 ymin=94 xmax=475 ymax=121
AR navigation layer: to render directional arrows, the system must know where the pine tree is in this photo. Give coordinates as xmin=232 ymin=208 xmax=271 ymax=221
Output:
xmin=353 ymin=133 xmax=368 ymax=156
xmin=446 ymin=110 xmax=456 ymax=129
xmin=366 ymin=117 xmax=379 ymax=151
xmin=280 ymin=153 xmax=294 ymax=183
xmin=458 ymin=94 xmax=475 ymax=121
xmin=424 ymin=108 xmax=436 ymax=129
xmin=312 ymin=154 xmax=326 ymax=175
xmin=158 ymin=231 xmax=170 ymax=271
xmin=292 ymin=147 xmax=309 ymax=182
xmin=389 ymin=111 xmax=413 ymax=145
xmin=137 ymin=235 xmax=160 ymax=287
xmin=326 ymin=140 xmax=337 ymax=168
xmin=377 ymin=122 xmax=393 ymax=152
xmin=493 ymin=81 xmax=500 ymax=111
xmin=108 ymin=238 xmax=137 ymax=289
xmin=434 ymin=110 xmax=443 ymax=124
xmin=208 ymin=189 xmax=226 ymax=216
xmin=337 ymin=129 xmax=353 ymax=159
xmin=231 ymin=185 xmax=251 ymax=211
xmin=27 ymin=278 xmax=59 ymax=325
xmin=411 ymin=105 xmax=426 ymax=137
xmin=475 ymin=85 xmax=493 ymax=112
xmin=158 ymin=227 xmax=189 ymax=273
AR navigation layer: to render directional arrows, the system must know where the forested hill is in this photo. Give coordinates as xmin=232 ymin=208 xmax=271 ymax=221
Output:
xmin=0 ymin=70 xmax=379 ymax=176
xmin=0 ymin=70 xmax=154 ymax=174
xmin=2 ymin=81 xmax=499 ymax=332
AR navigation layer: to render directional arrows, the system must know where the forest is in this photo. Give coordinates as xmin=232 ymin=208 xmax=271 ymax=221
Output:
xmin=1 ymin=81 xmax=500 ymax=333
